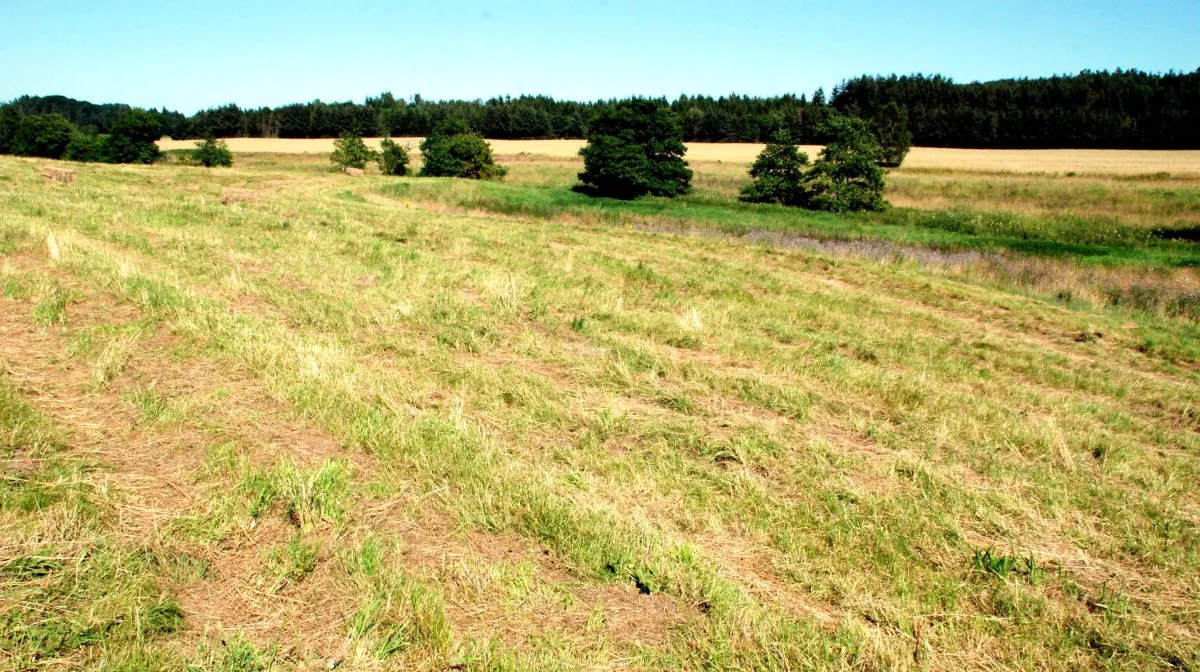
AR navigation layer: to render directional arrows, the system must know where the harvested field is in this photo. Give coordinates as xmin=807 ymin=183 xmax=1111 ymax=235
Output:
xmin=156 ymin=137 xmax=1200 ymax=175
xmin=2 ymin=152 xmax=1198 ymax=670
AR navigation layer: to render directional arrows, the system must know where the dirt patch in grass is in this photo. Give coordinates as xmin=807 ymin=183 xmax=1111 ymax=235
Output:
xmin=177 ymin=518 xmax=355 ymax=662
xmin=378 ymin=509 xmax=689 ymax=651
xmin=439 ymin=565 xmax=689 ymax=653
xmin=219 ymin=188 xmax=262 ymax=205
xmin=578 ymin=582 xmax=687 ymax=647
xmin=693 ymin=532 xmax=845 ymax=630
xmin=386 ymin=509 xmax=571 ymax=582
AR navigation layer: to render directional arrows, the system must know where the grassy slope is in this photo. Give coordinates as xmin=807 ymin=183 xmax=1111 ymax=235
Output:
xmin=1 ymin=155 xmax=1198 ymax=670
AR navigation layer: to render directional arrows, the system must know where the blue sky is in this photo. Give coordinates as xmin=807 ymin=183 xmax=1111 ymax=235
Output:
xmin=3 ymin=0 xmax=1198 ymax=113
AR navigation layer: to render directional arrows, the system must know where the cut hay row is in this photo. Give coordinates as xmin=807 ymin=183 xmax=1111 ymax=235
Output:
xmin=41 ymin=166 xmax=77 ymax=183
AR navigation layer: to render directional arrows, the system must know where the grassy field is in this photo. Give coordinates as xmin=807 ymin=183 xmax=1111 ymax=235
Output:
xmin=2 ymin=148 xmax=1199 ymax=670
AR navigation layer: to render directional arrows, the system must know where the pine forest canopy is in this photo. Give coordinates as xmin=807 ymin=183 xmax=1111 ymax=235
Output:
xmin=4 ymin=69 xmax=1198 ymax=149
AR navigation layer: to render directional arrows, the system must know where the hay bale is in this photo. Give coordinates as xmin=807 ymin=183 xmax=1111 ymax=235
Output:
xmin=343 ymin=167 xmax=364 ymax=176
xmin=41 ymin=167 xmax=76 ymax=183
xmin=220 ymin=188 xmax=259 ymax=205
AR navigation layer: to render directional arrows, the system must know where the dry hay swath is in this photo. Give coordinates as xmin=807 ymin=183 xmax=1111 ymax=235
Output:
xmin=219 ymin=188 xmax=260 ymax=205
xmin=42 ymin=166 xmax=76 ymax=183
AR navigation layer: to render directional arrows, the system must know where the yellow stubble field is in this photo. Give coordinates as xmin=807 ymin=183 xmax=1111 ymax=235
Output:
xmin=157 ymin=137 xmax=1200 ymax=175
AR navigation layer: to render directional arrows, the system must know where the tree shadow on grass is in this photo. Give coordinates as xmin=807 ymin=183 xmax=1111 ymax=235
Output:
xmin=1151 ymin=226 xmax=1200 ymax=243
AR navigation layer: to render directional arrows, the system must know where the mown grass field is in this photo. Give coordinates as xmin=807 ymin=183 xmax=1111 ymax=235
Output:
xmin=2 ymin=147 xmax=1199 ymax=670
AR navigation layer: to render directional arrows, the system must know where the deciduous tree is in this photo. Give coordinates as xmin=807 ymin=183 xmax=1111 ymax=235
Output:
xmin=330 ymin=131 xmax=377 ymax=170
xmin=0 ymin=105 xmax=21 ymax=154
xmin=102 ymin=109 xmax=161 ymax=164
xmin=64 ymin=132 xmax=105 ymax=162
xmin=871 ymin=102 xmax=912 ymax=167
xmin=418 ymin=119 xmax=506 ymax=180
xmin=192 ymin=134 xmax=233 ymax=167
xmin=377 ymin=136 xmax=410 ymax=176
xmin=11 ymin=113 xmax=75 ymax=159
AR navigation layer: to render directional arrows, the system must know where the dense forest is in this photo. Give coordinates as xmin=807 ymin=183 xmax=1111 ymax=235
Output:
xmin=831 ymin=70 xmax=1200 ymax=148
xmin=4 ymin=69 xmax=1198 ymax=148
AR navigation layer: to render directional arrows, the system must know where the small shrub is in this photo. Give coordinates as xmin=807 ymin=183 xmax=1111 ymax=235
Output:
xmin=11 ymin=114 xmax=75 ymax=159
xmin=577 ymin=98 xmax=691 ymax=199
xmin=738 ymin=130 xmax=809 ymax=205
xmin=192 ymin=134 xmax=233 ymax=167
xmin=377 ymin=136 xmax=410 ymax=176
xmin=330 ymin=131 xmax=378 ymax=171
xmin=418 ymin=119 xmax=506 ymax=180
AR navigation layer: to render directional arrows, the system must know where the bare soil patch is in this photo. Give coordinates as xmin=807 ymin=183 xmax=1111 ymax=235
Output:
xmin=379 ymin=510 xmax=688 ymax=651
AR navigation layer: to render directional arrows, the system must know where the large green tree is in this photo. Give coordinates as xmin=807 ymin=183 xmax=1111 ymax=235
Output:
xmin=739 ymin=119 xmax=887 ymax=212
xmin=102 ymin=109 xmax=161 ymax=164
xmin=577 ymin=99 xmax=692 ymax=199
xmin=796 ymin=116 xmax=887 ymax=212
xmin=10 ymin=113 xmax=75 ymax=159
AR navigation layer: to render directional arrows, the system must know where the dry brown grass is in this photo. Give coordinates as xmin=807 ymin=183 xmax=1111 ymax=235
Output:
xmin=157 ymin=137 xmax=1200 ymax=175
xmin=220 ymin=188 xmax=260 ymax=205
xmin=899 ymin=147 xmax=1200 ymax=176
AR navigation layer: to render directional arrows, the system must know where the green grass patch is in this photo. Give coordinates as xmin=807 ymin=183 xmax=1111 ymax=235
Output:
xmin=379 ymin=177 xmax=1200 ymax=268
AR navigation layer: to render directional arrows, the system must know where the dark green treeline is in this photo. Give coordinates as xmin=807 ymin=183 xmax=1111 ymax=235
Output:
xmin=6 ymin=69 xmax=1198 ymax=148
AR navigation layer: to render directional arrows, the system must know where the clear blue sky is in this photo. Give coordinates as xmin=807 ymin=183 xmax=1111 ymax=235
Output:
xmin=3 ymin=0 xmax=1198 ymax=113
